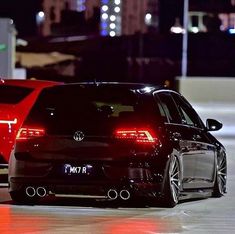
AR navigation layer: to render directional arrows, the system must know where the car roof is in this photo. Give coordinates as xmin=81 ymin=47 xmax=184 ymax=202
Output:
xmin=0 ymin=79 xmax=61 ymax=89
xmin=56 ymin=82 xmax=164 ymax=93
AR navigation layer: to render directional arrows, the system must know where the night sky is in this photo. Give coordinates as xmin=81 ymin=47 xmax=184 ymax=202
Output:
xmin=0 ymin=0 xmax=42 ymax=37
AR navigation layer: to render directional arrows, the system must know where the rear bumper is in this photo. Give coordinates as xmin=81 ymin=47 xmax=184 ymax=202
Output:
xmin=9 ymin=177 xmax=163 ymax=198
xmin=9 ymin=160 xmax=165 ymax=197
xmin=9 ymin=151 xmax=168 ymax=199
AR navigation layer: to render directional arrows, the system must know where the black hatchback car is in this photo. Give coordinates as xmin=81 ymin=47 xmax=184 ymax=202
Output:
xmin=8 ymin=83 xmax=227 ymax=207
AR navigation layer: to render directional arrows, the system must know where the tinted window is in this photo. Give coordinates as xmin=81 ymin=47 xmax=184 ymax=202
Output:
xmin=171 ymin=93 xmax=204 ymax=128
xmin=153 ymin=94 xmax=168 ymax=122
xmin=157 ymin=92 xmax=182 ymax=124
xmin=26 ymin=85 xmax=160 ymax=134
xmin=0 ymin=85 xmax=33 ymax=104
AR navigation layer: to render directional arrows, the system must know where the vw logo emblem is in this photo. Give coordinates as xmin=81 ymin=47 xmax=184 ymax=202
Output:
xmin=73 ymin=131 xmax=85 ymax=142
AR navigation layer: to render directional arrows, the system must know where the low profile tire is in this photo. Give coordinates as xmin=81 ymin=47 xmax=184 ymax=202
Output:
xmin=213 ymin=151 xmax=227 ymax=197
xmin=162 ymin=155 xmax=181 ymax=207
xmin=10 ymin=190 xmax=39 ymax=205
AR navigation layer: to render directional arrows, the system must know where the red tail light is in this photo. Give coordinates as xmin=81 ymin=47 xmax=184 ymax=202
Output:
xmin=16 ymin=127 xmax=45 ymax=141
xmin=115 ymin=128 xmax=157 ymax=144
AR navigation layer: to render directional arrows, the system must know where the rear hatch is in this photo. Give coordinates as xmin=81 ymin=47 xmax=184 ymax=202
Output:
xmin=16 ymin=84 xmax=159 ymax=163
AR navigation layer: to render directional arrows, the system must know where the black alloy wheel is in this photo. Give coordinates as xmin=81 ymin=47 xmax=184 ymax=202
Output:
xmin=163 ymin=155 xmax=181 ymax=207
xmin=213 ymin=151 xmax=227 ymax=197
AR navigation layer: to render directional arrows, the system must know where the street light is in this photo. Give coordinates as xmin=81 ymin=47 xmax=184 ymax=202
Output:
xmin=170 ymin=17 xmax=185 ymax=34
xmin=181 ymin=0 xmax=189 ymax=79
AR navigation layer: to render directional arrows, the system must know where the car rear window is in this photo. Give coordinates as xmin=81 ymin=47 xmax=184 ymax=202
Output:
xmin=25 ymin=85 xmax=160 ymax=134
xmin=0 ymin=85 xmax=33 ymax=104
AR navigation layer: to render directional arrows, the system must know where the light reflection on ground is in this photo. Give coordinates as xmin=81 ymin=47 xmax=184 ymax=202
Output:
xmin=1 ymin=206 xmax=51 ymax=234
xmin=0 ymin=201 xmax=184 ymax=234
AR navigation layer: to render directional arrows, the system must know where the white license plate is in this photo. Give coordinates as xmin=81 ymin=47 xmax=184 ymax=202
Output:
xmin=63 ymin=164 xmax=88 ymax=175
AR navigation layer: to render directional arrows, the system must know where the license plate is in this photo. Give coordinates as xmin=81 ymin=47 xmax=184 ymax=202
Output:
xmin=63 ymin=164 xmax=92 ymax=175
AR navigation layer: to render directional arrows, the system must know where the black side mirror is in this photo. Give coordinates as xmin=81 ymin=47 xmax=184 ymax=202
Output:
xmin=206 ymin=119 xmax=223 ymax=131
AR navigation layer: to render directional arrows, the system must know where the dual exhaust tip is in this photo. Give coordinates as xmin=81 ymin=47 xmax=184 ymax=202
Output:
xmin=25 ymin=186 xmax=47 ymax=198
xmin=26 ymin=187 xmax=130 ymax=200
xmin=107 ymin=189 xmax=131 ymax=201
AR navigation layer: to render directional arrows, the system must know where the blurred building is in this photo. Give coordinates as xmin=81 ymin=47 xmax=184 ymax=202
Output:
xmin=161 ymin=0 xmax=235 ymax=34
xmin=42 ymin=0 xmax=159 ymax=37
xmin=42 ymin=0 xmax=100 ymax=36
xmin=0 ymin=18 xmax=16 ymax=78
xmin=188 ymin=0 xmax=235 ymax=33
xmin=100 ymin=0 xmax=159 ymax=37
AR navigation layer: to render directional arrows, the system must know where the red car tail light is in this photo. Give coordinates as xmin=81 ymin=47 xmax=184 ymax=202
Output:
xmin=16 ymin=127 xmax=45 ymax=141
xmin=115 ymin=128 xmax=157 ymax=144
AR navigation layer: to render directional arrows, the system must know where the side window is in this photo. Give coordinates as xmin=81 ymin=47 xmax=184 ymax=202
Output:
xmin=156 ymin=92 xmax=182 ymax=124
xmin=171 ymin=93 xmax=204 ymax=128
xmin=180 ymin=108 xmax=194 ymax=125
xmin=153 ymin=94 xmax=168 ymax=122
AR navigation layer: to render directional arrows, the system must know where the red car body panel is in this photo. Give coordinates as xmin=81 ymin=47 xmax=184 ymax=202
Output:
xmin=0 ymin=79 xmax=61 ymax=164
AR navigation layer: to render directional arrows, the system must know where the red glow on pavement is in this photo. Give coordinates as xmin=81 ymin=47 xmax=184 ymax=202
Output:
xmin=105 ymin=218 xmax=163 ymax=234
xmin=0 ymin=207 xmax=50 ymax=234
xmin=0 ymin=207 xmax=11 ymax=233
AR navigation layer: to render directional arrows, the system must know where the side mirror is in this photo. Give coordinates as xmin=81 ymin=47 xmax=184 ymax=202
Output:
xmin=206 ymin=119 xmax=223 ymax=131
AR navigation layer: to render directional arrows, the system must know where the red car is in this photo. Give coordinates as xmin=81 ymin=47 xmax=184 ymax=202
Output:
xmin=0 ymin=79 xmax=60 ymax=167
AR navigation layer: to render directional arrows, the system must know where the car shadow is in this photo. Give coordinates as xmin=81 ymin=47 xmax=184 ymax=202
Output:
xmin=0 ymin=195 xmax=210 ymax=209
xmin=40 ymin=196 xmax=151 ymax=208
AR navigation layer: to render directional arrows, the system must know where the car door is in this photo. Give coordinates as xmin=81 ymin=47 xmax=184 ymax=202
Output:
xmin=171 ymin=93 xmax=216 ymax=188
xmin=155 ymin=91 xmax=197 ymax=189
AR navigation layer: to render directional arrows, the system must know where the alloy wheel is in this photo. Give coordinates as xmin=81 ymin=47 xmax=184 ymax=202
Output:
xmin=217 ymin=152 xmax=227 ymax=194
xmin=169 ymin=156 xmax=180 ymax=203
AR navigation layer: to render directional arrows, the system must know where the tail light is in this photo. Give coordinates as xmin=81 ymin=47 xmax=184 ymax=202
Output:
xmin=115 ymin=128 xmax=157 ymax=144
xmin=16 ymin=127 xmax=45 ymax=141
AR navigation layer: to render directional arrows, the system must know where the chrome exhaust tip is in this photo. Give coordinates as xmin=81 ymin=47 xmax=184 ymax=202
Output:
xmin=36 ymin=187 xmax=47 ymax=198
xmin=119 ymin=190 xmax=131 ymax=200
xmin=25 ymin=186 xmax=36 ymax=197
xmin=107 ymin=189 xmax=118 ymax=200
